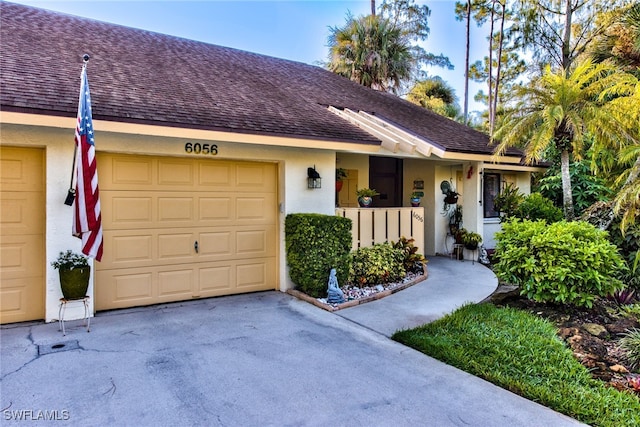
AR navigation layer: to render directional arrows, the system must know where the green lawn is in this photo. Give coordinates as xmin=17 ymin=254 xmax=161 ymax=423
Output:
xmin=392 ymin=303 xmax=640 ymax=427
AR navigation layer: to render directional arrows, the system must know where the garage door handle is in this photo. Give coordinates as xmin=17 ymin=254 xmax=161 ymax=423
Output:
xmin=194 ymin=241 xmax=199 ymax=253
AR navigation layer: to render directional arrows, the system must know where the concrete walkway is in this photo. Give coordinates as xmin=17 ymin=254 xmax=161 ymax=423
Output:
xmin=0 ymin=257 xmax=585 ymax=426
xmin=338 ymin=255 xmax=498 ymax=337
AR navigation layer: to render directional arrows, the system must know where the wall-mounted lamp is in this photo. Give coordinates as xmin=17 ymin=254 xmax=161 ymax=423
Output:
xmin=307 ymin=166 xmax=321 ymax=189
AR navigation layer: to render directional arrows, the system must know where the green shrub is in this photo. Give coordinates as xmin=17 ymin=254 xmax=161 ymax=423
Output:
xmin=350 ymin=242 xmax=405 ymax=286
xmin=621 ymin=328 xmax=640 ymax=372
xmin=392 ymin=237 xmax=426 ymax=273
xmin=285 ymin=214 xmax=352 ymax=298
xmin=494 ymin=219 xmax=627 ymax=307
xmin=514 ymin=193 xmax=564 ymax=223
xmin=607 ymin=220 xmax=640 ymax=290
xmin=493 ymin=183 xmax=525 ymax=220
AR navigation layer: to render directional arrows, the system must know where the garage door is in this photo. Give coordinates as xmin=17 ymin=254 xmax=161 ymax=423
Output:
xmin=0 ymin=146 xmax=45 ymax=323
xmin=95 ymin=154 xmax=277 ymax=310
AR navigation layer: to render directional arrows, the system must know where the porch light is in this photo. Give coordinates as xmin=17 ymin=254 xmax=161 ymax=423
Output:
xmin=307 ymin=166 xmax=321 ymax=189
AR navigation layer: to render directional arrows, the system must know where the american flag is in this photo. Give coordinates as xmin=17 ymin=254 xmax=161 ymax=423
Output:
xmin=72 ymin=63 xmax=103 ymax=261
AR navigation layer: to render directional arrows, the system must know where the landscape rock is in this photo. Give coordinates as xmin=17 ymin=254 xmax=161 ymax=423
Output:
xmin=610 ymin=364 xmax=629 ymax=374
xmin=583 ymin=323 xmax=608 ymax=338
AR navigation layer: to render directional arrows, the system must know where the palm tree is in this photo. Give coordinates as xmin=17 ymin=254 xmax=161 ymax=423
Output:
xmin=590 ymin=3 xmax=640 ymax=76
xmin=492 ymin=60 xmax=638 ymax=220
xmin=407 ymin=77 xmax=461 ymax=119
xmin=328 ymin=14 xmax=413 ymax=93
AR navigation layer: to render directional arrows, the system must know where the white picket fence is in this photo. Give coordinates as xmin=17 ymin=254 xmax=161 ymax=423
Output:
xmin=335 ymin=207 xmax=425 ymax=251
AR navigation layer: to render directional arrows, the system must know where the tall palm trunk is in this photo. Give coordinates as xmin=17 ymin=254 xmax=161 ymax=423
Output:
xmin=463 ymin=1 xmax=471 ymax=124
xmin=561 ymin=0 xmax=573 ymax=72
xmin=487 ymin=1 xmax=495 ymax=131
xmin=371 ymin=0 xmax=376 ymax=16
xmin=490 ymin=0 xmax=506 ymax=135
xmin=560 ymin=149 xmax=575 ymax=220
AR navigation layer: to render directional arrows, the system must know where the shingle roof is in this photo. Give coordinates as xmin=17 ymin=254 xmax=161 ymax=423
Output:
xmin=0 ymin=2 xmax=514 ymax=156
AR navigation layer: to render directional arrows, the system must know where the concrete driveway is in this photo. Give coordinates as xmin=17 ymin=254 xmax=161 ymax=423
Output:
xmin=1 ymin=290 xmax=583 ymax=426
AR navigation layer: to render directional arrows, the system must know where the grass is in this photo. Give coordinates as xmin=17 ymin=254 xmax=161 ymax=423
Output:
xmin=392 ymin=303 xmax=640 ymax=427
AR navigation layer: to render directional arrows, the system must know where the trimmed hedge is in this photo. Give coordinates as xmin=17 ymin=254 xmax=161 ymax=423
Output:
xmin=285 ymin=213 xmax=352 ymax=298
xmin=494 ymin=219 xmax=626 ymax=307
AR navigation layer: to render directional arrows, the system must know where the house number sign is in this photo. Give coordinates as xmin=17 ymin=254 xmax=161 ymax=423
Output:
xmin=184 ymin=142 xmax=218 ymax=155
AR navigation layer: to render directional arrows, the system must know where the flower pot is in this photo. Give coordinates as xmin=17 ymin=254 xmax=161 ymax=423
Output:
xmin=335 ymin=180 xmax=344 ymax=192
xmin=444 ymin=194 xmax=458 ymax=204
xmin=58 ymin=267 xmax=90 ymax=300
xmin=358 ymin=196 xmax=373 ymax=207
xmin=410 ymin=198 xmax=420 ymax=207
xmin=465 ymin=243 xmax=478 ymax=251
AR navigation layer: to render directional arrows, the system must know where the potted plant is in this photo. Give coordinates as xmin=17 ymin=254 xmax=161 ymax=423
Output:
xmin=356 ymin=187 xmax=379 ymax=207
xmin=335 ymin=168 xmax=348 ymax=192
xmin=51 ymin=250 xmax=90 ymax=300
xmin=448 ymin=205 xmax=463 ymax=235
xmin=410 ymin=192 xmax=422 ymax=207
xmin=462 ymin=230 xmax=482 ymax=250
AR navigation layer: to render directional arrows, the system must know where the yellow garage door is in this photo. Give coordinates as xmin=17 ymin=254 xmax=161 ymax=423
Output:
xmin=0 ymin=146 xmax=45 ymax=323
xmin=95 ymin=153 xmax=278 ymax=310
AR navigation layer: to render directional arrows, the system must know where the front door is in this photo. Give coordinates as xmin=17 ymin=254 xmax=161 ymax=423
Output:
xmin=369 ymin=157 xmax=402 ymax=207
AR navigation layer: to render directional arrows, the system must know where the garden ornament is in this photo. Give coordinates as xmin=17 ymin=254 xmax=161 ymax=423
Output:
xmin=327 ymin=268 xmax=345 ymax=304
xmin=478 ymin=244 xmax=490 ymax=265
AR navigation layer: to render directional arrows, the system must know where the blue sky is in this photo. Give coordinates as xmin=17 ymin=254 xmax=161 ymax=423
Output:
xmin=9 ymin=0 xmax=489 ymax=113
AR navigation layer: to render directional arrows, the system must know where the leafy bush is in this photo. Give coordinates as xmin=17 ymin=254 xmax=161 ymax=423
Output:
xmin=285 ymin=214 xmax=352 ymax=298
xmin=350 ymin=243 xmax=405 ymax=286
xmin=513 ymin=193 xmax=563 ymax=223
xmin=536 ymin=156 xmax=613 ymax=217
xmin=494 ymin=219 xmax=627 ymax=307
xmin=392 ymin=237 xmax=426 ymax=273
xmin=493 ymin=183 xmax=524 ymax=220
xmin=620 ymin=328 xmax=640 ymax=371
xmin=493 ymin=186 xmax=562 ymax=224
xmin=607 ymin=220 xmax=640 ymax=290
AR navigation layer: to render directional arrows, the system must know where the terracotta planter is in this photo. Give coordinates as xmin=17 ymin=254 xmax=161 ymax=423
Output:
xmin=335 ymin=180 xmax=344 ymax=192
xmin=58 ymin=267 xmax=90 ymax=300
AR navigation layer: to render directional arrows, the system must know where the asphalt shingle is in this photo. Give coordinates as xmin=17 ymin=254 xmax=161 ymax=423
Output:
xmin=1 ymin=2 xmax=515 ymax=156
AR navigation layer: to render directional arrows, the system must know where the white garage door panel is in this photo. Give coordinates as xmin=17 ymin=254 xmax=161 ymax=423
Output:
xmin=96 ymin=153 xmax=278 ymax=311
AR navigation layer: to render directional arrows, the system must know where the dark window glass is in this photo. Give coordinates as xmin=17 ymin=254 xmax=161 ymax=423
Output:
xmin=484 ymin=173 xmax=501 ymax=218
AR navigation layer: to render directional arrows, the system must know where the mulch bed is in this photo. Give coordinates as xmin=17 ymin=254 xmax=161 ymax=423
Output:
xmin=286 ymin=268 xmax=428 ymax=312
xmin=490 ymin=288 xmax=640 ymax=396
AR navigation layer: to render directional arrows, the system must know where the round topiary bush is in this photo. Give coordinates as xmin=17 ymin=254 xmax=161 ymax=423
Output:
xmin=494 ymin=219 xmax=626 ymax=307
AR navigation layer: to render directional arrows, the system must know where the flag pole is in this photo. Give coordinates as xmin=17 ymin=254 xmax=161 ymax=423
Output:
xmin=64 ymin=54 xmax=91 ymax=206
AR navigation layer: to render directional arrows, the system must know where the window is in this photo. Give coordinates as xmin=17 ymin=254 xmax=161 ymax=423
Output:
xmin=483 ymin=173 xmax=501 ymax=218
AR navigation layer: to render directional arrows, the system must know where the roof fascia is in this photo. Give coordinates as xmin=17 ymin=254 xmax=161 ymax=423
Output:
xmin=483 ymin=163 xmax=547 ymax=172
xmin=1 ymin=112 xmax=381 ymax=152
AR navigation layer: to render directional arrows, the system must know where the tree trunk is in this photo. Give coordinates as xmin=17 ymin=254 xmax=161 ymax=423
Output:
xmin=562 ymin=0 xmax=573 ymax=71
xmin=371 ymin=0 xmax=376 ymax=16
xmin=463 ymin=1 xmax=471 ymax=124
xmin=560 ymin=148 xmax=575 ymax=220
xmin=487 ymin=1 xmax=495 ymax=131
xmin=491 ymin=0 xmax=506 ymax=135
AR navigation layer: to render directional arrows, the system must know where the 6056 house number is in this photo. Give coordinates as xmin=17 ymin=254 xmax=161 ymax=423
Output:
xmin=185 ymin=142 xmax=218 ymax=155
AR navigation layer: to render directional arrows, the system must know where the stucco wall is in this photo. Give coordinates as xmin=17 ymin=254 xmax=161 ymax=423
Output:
xmin=1 ymin=123 xmax=336 ymax=321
